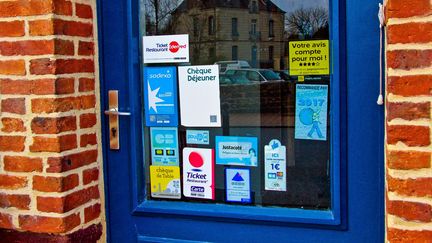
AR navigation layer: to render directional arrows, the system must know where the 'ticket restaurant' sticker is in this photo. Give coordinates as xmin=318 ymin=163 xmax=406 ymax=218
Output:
xmin=142 ymin=34 xmax=189 ymax=63
xmin=183 ymin=147 xmax=215 ymax=200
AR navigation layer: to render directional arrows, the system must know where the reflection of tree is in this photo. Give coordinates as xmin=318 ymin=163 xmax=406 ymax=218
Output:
xmin=180 ymin=5 xmax=208 ymax=64
xmin=145 ymin=0 xmax=180 ymax=35
xmin=286 ymin=7 xmax=328 ymax=39
xmin=173 ymin=1 xmax=225 ymax=65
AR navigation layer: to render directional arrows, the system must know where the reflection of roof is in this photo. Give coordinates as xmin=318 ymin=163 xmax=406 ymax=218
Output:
xmin=174 ymin=0 xmax=285 ymax=14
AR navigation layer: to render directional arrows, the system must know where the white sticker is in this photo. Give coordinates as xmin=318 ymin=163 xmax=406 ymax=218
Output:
xmin=143 ymin=34 xmax=189 ymax=64
xmin=178 ymin=65 xmax=221 ymax=127
xmin=264 ymin=139 xmax=287 ymax=191
xmin=183 ymin=147 xmax=215 ymax=200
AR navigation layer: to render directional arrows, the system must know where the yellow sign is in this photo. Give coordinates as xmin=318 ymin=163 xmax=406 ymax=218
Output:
xmin=150 ymin=166 xmax=181 ymax=199
xmin=289 ymin=40 xmax=329 ymax=76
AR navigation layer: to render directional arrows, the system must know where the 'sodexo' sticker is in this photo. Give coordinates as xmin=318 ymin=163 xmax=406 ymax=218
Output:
xmin=143 ymin=66 xmax=178 ymax=127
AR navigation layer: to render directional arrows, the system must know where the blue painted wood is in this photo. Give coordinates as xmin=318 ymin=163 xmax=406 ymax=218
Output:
xmin=138 ymin=235 xmax=210 ymax=243
xmin=98 ymin=0 xmax=384 ymax=241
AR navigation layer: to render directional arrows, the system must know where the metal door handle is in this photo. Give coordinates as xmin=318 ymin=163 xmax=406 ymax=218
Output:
xmin=106 ymin=90 xmax=128 ymax=150
xmin=104 ymin=108 xmax=131 ymax=116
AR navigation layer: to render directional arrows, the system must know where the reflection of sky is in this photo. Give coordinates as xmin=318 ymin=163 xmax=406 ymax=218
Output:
xmin=272 ymin=0 xmax=329 ymax=14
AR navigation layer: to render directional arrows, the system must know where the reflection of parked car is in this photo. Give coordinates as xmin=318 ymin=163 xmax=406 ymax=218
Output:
xmin=214 ymin=60 xmax=251 ymax=73
xmin=219 ymin=74 xmax=233 ymax=85
xmin=277 ymin=70 xmax=296 ymax=82
xmin=225 ymin=69 xmax=283 ymax=82
xmin=219 ymin=74 xmax=251 ymax=85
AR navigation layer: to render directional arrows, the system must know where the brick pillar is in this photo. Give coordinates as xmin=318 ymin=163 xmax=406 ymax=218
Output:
xmin=0 ymin=0 xmax=103 ymax=241
xmin=385 ymin=0 xmax=432 ymax=242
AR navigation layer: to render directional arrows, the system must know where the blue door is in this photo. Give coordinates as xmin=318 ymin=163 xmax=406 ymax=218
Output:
xmin=99 ymin=0 xmax=384 ymax=242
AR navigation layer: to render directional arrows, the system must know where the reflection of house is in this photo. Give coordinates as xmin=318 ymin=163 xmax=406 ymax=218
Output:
xmin=172 ymin=0 xmax=285 ymax=68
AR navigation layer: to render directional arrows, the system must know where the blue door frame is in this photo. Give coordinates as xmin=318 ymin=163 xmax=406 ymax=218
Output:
xmin=98 ymin=0 xmax=384 ymax=242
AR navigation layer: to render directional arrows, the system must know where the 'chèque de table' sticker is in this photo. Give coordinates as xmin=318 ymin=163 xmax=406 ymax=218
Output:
xmin=143 ymin=66 xmax=178 ymax=127
xmin=295 ymin=84 xmax=328 ymax=141
xmin=150 ymin=166 xmax=181 ymax=199
xmin=215 ymin=136 xmax=258 ymax=167
xmin=150 ymin=127 xmax=179 ymax=166
xmin=183 ymin=147 xmax=215 ymax=200
xmin=264 ymin=139 xmax=287 ymax=191
xmin=225 ymin=168 xmax=251 ymax=203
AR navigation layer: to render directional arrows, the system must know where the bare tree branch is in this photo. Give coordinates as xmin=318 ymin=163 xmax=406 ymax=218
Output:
xmin=286 ymin=7 xmax=328 ymax=39
xmin=145 ymin=0 xmax=181 ymax=34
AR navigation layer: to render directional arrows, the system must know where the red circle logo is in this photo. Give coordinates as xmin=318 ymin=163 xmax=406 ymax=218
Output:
xmin=169 ymin=41 xmax=180 ymax=53
xmin=189 ymin=152 xmax=204 ymax=168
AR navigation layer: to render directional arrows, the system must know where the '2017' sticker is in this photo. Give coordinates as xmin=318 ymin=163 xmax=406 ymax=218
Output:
xmin=295 ymin=84 xmax=328 ymax=141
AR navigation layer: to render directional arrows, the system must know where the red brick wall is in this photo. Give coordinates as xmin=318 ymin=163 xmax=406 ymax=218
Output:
xmin=385 ymin=0 xmax=432 ymax=242
xmin=0 ymin=0 xmax=103 ymax=240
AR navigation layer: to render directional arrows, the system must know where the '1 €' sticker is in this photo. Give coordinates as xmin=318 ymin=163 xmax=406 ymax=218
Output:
xmin=264 ymin=139 xmax=287 ymax=191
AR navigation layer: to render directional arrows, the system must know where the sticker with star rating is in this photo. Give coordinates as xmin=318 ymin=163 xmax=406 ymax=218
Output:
xmin=264 ymin=139 xmax=287 ymax=191
xmin=143 ymin=66 xmax=178 ymax=127
xmin=289 ymin=40 xmax=329 ymax=76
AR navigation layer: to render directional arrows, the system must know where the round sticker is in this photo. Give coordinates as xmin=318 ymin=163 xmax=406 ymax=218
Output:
xmin=169 ymin=41 xmax=179 ymax=53
xmin=189 ymin=151 xmax=204 ymax=168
